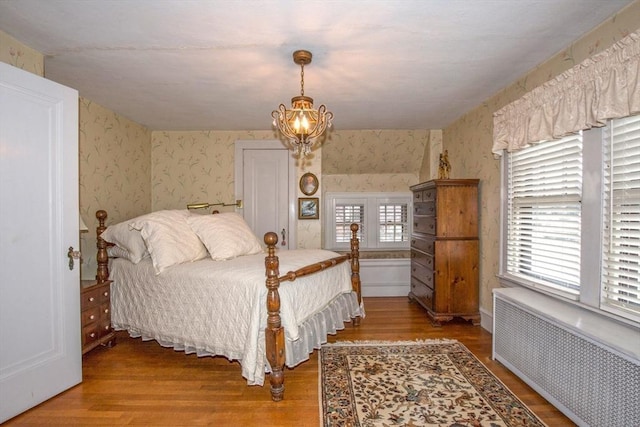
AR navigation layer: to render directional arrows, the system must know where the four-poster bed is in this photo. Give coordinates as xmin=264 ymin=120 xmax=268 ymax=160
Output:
xmin=94 ymin=209 xmax=362 ymax=401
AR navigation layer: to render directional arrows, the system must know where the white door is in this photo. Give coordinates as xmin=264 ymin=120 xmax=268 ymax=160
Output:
xmin=0 ymin=62 xmax=81 ymax=423
xmin=234 ymin=140 xmax=296 ymax=249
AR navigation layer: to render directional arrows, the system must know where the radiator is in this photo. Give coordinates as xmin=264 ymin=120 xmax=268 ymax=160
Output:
xmin=492 ymin=287 xmax=640 ymax=427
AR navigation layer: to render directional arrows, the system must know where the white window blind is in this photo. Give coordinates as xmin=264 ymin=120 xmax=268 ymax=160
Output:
xmin=602 ymin=115 xmax=640 ymax=319
xmin=507 ymin=134 xmax=583 ymax=291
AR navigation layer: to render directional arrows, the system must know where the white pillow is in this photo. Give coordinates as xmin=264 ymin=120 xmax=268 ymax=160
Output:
xmin=100 ymin=217 xmax=149 ymax=263
xmin=187 ymin=212 xmax=263 ymax=261
xmin=106 ymin=245 xmax=136 ymax=261
xmin=129 ymin=210 xmax=208 ymax=274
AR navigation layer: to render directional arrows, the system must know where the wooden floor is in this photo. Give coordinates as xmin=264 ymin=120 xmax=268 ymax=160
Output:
xmin=5 ymin=297 xmax=575 ymax=426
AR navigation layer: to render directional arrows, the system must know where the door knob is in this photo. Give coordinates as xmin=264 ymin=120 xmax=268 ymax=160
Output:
xmin=67 ymin=246 xmax=82 ymax=270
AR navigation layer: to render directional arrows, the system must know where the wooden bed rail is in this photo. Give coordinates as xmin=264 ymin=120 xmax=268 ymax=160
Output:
xmin=277 ymin=254 xmax=350 ymax=282
xmin=263 ymin=223 xmax=361 ymax=401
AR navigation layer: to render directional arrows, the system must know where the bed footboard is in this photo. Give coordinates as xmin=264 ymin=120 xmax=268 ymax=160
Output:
xmin=263 ymin=223 xmax=361 ymax=401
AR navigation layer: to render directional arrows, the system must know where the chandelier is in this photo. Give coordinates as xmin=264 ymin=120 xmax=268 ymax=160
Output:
xmin=272 ymin=50 xmax=333 ymax=157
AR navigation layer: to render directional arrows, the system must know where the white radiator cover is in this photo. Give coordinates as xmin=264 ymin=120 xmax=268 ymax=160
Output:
xmin=493 ymin=287 xmax=640 ymax=427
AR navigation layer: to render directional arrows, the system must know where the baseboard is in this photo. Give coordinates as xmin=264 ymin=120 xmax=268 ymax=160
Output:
xmin=479 ymin=305 xmax=492 ymax=333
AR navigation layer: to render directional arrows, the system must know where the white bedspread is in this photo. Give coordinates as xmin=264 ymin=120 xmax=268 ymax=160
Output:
xmin=109 ymin=249 xmax=362 ymax=385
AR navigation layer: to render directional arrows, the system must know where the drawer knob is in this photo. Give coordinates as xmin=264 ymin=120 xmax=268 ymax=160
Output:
xmin=89 ymin=314 xmax=95 ymax=320
xmin=104 ymin=325 xmax=110 ymax=331
xmin=89 ymin=332 xmax=96 ymax=338
xmin=89 ymin=297 xmax=95 ymax=302
xmin=104 ymin=308 xmax=109 ymax=314
xmin=103 ymin=291 xmax=109 ymax=297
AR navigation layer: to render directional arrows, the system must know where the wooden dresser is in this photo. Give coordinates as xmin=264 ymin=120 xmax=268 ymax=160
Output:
xmin=408 ymin=179 xmax=480 ymax=325
xmin=81 ymin=279 xmax=116 ymax=354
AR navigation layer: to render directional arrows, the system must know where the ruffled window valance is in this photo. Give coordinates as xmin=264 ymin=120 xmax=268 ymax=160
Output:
xmin=492 ymin=30 xmax=640 ymax=156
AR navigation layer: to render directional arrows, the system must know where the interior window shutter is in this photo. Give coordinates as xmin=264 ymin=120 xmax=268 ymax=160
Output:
xmin=378 ymin=203 xmax=409 ymax=243
xmin=507 ymin=134 xmax=583 ymax=291
xmin=602 ymin=115 xmax=640 ymax=318
xmin=335 ymin=203 xmax=365 ymax=244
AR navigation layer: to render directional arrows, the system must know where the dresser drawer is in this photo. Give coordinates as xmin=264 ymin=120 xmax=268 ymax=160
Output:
xmin=81 ymin=287 xmax=103 ymax=310
xmin=413 ymin=188 xmax=436 ymax=203
xmin=411 ymin=249 xmax=433 ymax=270
xmin=82 ymin=306 xmax=101 ymax=325
xmin=411 ymin=261 xmax=434 ymax=288
xmin=82 ymin=323 xmax=101 ymax=346
xmin=411 ymin=277 xmax=434 ymax=309
xmin=413 ymin=215 xmax=436 ymax=235
xmin=411 ymin=236 xmax=435 ymax=254
xmin=414 ymin=201 xmax=435 ymax=216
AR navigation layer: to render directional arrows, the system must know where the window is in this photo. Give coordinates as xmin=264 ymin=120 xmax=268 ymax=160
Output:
xmin=506 ymin=134 xmax=582 ymax=293
xmin=501 ymin=114 xmax=640 ymax=324
xmin=602 ymin=115 xmax=640 ymax=319
xmin=325 ymin=192 xmax=412 ymax=250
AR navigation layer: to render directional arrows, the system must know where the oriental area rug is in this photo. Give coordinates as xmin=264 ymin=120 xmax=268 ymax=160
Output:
xmin=319 ymin=340 xmax=546 ymax=427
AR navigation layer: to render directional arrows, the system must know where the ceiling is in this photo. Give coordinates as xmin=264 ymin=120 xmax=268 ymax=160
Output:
xmin=0 ymin=0 xmax=634 ymax=131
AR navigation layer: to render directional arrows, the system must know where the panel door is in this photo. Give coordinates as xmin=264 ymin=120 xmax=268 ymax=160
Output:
xmin=0 ymin=62 xmax=81 ymax=423
xmin=235 ymin=141 xmax=296 ymax=249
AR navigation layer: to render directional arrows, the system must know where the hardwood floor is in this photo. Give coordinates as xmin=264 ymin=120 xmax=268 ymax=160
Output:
xmin=5 ymin=297 xmax=575 ymax=426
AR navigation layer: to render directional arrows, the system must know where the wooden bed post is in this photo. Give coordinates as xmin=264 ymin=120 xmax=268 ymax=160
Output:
xmin=264 ymin=232 xmax=285 ymax=401
xmin=96 ymin=210 xmax=109 ymax=284
xmin=350 ymin=223 xmax=362 ymax=326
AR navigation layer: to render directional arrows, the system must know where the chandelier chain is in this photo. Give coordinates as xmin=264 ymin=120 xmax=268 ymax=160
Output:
xmin=300 ymin=64 xmax=305 ymax=96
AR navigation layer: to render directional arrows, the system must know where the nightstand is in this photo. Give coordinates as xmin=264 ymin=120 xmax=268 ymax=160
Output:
xmin=81 ymin=279 xmax=116 ymax=354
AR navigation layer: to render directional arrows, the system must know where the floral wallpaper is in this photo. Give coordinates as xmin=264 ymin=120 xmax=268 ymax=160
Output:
xmin=322 ymin=129 xmax=429 ymax=175
xmin=0 ymin=30 xmax=43 ymax=76
xmin=79 ymin=99 xmax=151 ymax=278
xmin=419 ymin=129 xmax=442 ymax=182
xmin=151 ymin=131 xmax=267 ymax=210
xmin=443 ymin=0 xmax=640 ymax=314
xmin=323 ymin=174 xmax=417 ymax=192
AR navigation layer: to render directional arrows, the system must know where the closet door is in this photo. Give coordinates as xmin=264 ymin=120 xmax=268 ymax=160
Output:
xmin=0 ymin=62 xmax=80 ymax=423
xmin=235 ymin=140 xmax=296 ymax=249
